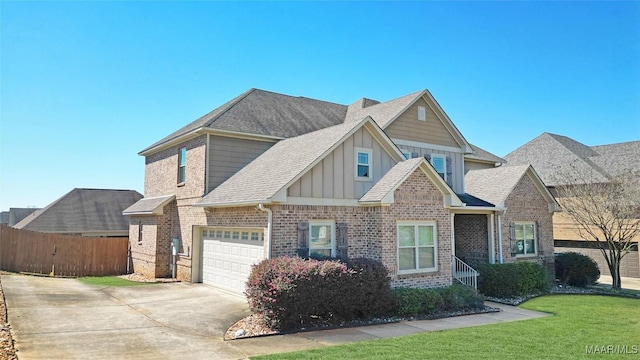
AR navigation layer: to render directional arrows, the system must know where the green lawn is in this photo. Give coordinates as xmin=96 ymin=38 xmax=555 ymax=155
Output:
xmin=255 ymin=295 xmax=640 ymax=359
xmin=78 ymin=276 xmax=153 ymax=287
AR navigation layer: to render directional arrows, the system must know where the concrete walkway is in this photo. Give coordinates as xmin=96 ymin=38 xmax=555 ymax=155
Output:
xmin=231 ymin=302 xmax=550 ymax=357
xmin=597 ymin=275 xmax=640 ymax=291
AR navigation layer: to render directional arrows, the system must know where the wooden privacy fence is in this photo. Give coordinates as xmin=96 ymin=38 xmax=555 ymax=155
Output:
xmin=0 ymin=225 xmax=129 ymax=277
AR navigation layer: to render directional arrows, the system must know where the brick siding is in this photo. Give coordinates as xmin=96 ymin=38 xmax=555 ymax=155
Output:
xmin=500 ymin=174 xmax=555 ymax=275
xmin=454 ymin=214 xmax=489 ymax=267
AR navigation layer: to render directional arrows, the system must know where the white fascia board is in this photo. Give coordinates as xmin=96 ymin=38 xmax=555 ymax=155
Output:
xmin=193 ymin=199 xmax=270 ymax=208
xmin=202 ymin=128 xmax=284 ymax=142
xmin=286 ymin=197 xmax=360 ymax=206
xmin=139 ymin=129 xmax=202 ymax=156
xmin=391 ymin=138 xmax=465 ymax=154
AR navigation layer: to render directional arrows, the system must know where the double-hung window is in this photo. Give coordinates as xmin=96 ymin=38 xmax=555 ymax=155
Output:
xmin=397 ymin=222 xmax=437 ymax=273
xmin=178 ymin=147 xmax=187 ymax=184
xmin=355 ymin=148 xmax=372 ymax=180
xmin=513 ymin=222 xmax=536 ymax=256
xmin=309 ymin=221 xmax=335 ymax=258
xmin=430 ymin=154 xmax=446 ymax=181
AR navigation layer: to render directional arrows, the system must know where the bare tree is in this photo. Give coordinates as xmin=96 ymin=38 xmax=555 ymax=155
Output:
xmin=554 ymin=168 xmax=640 ymax=288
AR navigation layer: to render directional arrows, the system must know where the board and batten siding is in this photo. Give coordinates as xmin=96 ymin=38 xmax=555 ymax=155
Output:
xmin=398 ymin=145 xmax=464 ymax=193
xmin=207 ymin=135 xmax=275 ymax=192
xmin=384 ymin=98 xmax=460 ymax=148
xmin=287 ymin=127 xmax=395 ymax=199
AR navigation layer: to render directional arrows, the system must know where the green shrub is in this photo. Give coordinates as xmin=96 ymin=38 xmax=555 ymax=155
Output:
xmin=477 ymin=262 xmax=549 ymax=297
xmin=437 ymin=284 xmax=485 ymax=311
xmin=555 ymin=252 xmax=600 ymax=287
xmin=393 ymin=284 xmax=483 ymax=316
xmin=245 ymin=257 xmax=394 ymax=331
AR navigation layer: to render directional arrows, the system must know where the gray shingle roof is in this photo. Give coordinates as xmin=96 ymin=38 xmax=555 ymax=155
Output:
xmin=457 ymin=193 xmax=495 ymax=207
xmin=14 ymin=189 xmax=143 ymax=233
xmin=360 ymin=157 xmax=424 ymax=203
xmin=196 ymin=118 xmax=371 ymax=206
xmin=345 ymin=90 xmax=424 ymax=127
xmin=466 ymin=143 xmax=506 ymax=164
xmin=464 ymin=165 xmax=532 ymax=206
xmin=122 ymin=195 xmax=175 ymax=215
xmin=504 ymin=133 xmax=639 ymax=186
xmin=141 ymin=88 xmax=348 ymax=154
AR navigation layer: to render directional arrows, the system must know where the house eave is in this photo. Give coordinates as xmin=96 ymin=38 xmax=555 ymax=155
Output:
xmin=194 ymin=199 xmax=272 ymax=208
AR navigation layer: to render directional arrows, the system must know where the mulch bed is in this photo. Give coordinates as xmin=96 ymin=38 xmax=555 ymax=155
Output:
xmin=224 ymin=305 xmax=501 ymax=340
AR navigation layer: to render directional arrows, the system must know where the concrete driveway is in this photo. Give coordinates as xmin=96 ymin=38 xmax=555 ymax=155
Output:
xmin=1 ymin=274 xmax=317 ymax=359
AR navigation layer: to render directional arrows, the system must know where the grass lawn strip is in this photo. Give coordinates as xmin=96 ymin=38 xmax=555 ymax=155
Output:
xmin=78 ymin=276 xmax=155 ymax=287
xmin=254 ymin=295 xmax=640 ymax=359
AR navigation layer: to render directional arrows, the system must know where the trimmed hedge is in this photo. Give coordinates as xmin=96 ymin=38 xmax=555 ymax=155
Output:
xmin=555 ymin=252 xmax=600 ymax=287
xmin=393 ymin=284 xmax=484 ymax=316
xmin=477 ymin=262 xmax=549 ymax=297
xmin=245 ymin=257 xmax=394 ymax=331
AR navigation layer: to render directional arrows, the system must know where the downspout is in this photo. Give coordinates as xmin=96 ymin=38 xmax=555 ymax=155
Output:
xmin=257 ymin=204 xmax=272 ymax=259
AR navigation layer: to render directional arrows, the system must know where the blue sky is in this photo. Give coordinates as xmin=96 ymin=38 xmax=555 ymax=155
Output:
xmin=1 ymin=1 xmax=639 ymax=210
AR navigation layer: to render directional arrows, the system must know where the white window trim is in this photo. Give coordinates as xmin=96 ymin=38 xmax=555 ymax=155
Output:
xmin=202 ymin=227 xmax=264 ymax=244
xmin=430 ymin=154 xmax=447 ymax=181
xmin=309 ymin=221 xmax=336 ymax=258
xmin=514 ymin=222 xmax=537 ymax=257
xmin=401 ymin=150 xmax=411 ymax=160
xmin=397 ymin=221 xmax=438 ymax=274
xmin=177 ymin=147 xmax=187 ymax=184
xmin=418 ymin=106 xmax=426 ymax=121
xmin=354 ymin=147 xmax=373 ymax=181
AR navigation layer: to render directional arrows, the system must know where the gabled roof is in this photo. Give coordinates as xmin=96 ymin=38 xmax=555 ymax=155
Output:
xmin=14 ymin=189 xmax=143 ymax=234
xmin=360 ymin=157 xmax=463 ymax=206
xmin=141 ymin=88 xmax=348 ymax=155
xmin=345 ymin=89 xmax=472 ymax=153
xmin=144 ymin=88 xmax=475 ymax=156
xmin=465 ymin=165 xmax=560 ymax=211
xmin=122 ymin=195 xmax=175 ymax=216
xmin=466 ymin=143 xmax=506 ymax=164
xmin=504 ymin=133 xmax=639 ymax=186
xmin=345 ymin=90 xmax=423 ymax=126
xmin=196 ymin=117 xmax=406 ymax=207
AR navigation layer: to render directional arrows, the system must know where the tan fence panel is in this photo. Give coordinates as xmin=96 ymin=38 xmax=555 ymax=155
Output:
xmin=0 ymin=225 xmax=129 ymax=277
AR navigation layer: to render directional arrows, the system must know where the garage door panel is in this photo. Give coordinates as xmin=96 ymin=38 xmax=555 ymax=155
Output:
xmin=202 ymin=234 xmax=265 ymax=294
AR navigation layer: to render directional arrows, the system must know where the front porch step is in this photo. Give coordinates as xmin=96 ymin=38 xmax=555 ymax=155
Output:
xmin=452 ymin=256 xmax=479 ymax=290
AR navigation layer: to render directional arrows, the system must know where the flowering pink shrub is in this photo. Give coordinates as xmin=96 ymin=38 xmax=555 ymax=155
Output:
xmin=245 ymin=256 xmax=394 ymax=331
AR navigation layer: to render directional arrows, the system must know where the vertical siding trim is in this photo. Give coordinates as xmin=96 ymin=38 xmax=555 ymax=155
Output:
xmin=334 ymin=144 xmax=344 ymax=198
xmin=205 ymin=134 xmax=210 ymax=193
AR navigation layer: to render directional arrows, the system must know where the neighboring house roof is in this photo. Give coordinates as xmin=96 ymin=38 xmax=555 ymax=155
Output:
xmin=196 ymin=117 xmax=406 ymax=207
xmin=123 ymin=195 xmax=175 ymax=216
xmin=360 ymin=157 xmax=463 ymax=206
xmin=141 ymin=88 xmax=348 ymax=155
xmin=504 ymin=133 xmax=639 ymax=186
xmin=0 ymin=212 xmax=8 ymax=225
xmin=14 ymin=189 xmax=143 ymax=234
xmin=465 ymin=165 xmax=560 ymax=211
xmin=466 ymin=143 xmax=506 ymax=164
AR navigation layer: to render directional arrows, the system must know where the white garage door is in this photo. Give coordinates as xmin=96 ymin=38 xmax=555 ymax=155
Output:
xmin=201 ymin=228 xmax=265 ymax=294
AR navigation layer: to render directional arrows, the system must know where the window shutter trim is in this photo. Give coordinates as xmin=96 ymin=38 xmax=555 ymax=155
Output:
xmin=509 ymin=222 xmax=517 ymax=256
xmin=297 ymin=221 xmax=309 ymax=258
xmin=445 ymin=156 xmax=453 ymax=186
xmin=336 ymin=222 xmax=348 ymax=261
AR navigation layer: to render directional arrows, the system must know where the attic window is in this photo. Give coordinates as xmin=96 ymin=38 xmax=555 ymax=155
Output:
xmin=355 ymin=148 xmax=372 ymax=180
xmin=418 ymin=106 xmax=426 ymax=121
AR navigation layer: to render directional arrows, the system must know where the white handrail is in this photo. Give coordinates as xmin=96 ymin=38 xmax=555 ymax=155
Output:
xmin=452 ymin=256 xmax=478 ymax=290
